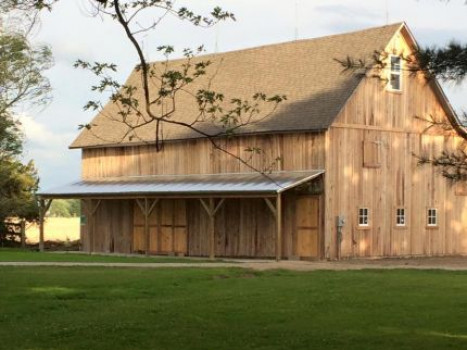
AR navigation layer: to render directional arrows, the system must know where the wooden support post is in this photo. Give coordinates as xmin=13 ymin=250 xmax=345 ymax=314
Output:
xmin=136 ymin=198 xmax=159 ymax=255
xmin=82 ymin=199 xmax=101 ymax=253
xmin=38 ymin=199 xmax=53 ymax=252
xmin=276 ymin=194 xmax=282 ymax=262
xmin=20 ymin=219 xmax=26 ymax=249
xmin=199 ymin=198 xmax=225 ymax=260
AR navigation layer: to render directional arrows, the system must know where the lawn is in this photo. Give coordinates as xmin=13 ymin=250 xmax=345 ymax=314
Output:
xmin=0 ymin=267 xmax=466 ymax=350
xmin=0 ymin=248 xmax=215 ymax=264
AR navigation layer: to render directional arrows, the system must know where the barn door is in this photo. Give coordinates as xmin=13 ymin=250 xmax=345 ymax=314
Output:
xmin=295 ymin=196 xmax=320 ymax=259
xmin=133 ymin=199 xmax=187 ymax=255
xmin=159 ymin=200 xmax=188 ymax=255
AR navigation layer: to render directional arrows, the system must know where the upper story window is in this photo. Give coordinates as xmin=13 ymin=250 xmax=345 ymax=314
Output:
xmin=388 ymin=55 xmax=402 ymax=91
xmin=427 ymin=208 xmax=438 ymax=227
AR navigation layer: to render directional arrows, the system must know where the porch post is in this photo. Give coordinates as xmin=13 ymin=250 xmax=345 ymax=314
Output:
xmin=82 ymin=199 xmax=101 ymax=253
xmin=144 ymin=198 xmax=150 ymax=256
xmin=199 ymin=198 xmax=225 ymax=260
xmin=20 ymin=219 xmax=26 ymax=249
xmin=39 ymin=199 xmax=52 ymax=252
xmin=39 ymin=199 xmax=45 ymax=252
xmin=276 ymin=193 xmax=282 ymax=261
xmin=208 ymin=198 xmax=215 ymax=260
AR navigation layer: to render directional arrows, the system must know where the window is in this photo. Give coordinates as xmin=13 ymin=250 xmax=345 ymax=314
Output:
xmin=388 ymin=55 xmax=402 ymax=91
xmin=358 ymin=208 xmax=369 ymax=226
xmin=396 ymin=208 xmax=406 ymax=227
xmin=427 ymin=208 xmax=438 ymax=227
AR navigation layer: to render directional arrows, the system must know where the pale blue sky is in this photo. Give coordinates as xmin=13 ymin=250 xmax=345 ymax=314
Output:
xmin=21 ymin=0 xmax=467 ymax=189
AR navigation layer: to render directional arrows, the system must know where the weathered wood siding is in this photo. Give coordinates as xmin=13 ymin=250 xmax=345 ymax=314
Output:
xmin=324 ymin=29 xmax=467 ymax=258
xmin=81 ymin=133 xmax=326 ymax=179
xmin=82 ymin=200 xmax=133 ymax=253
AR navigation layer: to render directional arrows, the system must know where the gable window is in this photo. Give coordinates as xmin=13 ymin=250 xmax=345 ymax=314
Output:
xmin=358 ymin=208 xmax=369 ymax=227
xmin=396 ymin=208 xmax=406 ymax=227
xmin=427 ymin=208 xmax=438 ymax=227
xmin=388 ymin=55 xmax=402 ymax=91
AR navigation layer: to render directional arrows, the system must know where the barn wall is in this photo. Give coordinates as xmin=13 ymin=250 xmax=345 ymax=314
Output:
xmin=81 ymin=200 xmax=133 ymax=253
xmin=324 ymin=28 xmax=467 ymax=259
xmin=325 ymin=127 xmax=467 ymax=259
xmin=186 ymin=195 xmax=304 ymax=258
xmin=81 ymin=133 xmax=326 ymax=179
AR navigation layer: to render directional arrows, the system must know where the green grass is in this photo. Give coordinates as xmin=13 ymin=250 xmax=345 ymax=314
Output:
xmin=0 ymin=267 xmax=466 ymax=350
xmin=0 ymin=248 xmax=215 ymax=264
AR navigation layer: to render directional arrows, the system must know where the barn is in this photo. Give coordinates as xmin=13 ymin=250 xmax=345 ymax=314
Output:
xmin=39 ymin=22 xmax=467 ymax=260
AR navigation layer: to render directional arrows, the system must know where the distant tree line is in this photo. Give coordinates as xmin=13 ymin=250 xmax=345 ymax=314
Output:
xmin=48 ymin=199 xmax=80 ymax=218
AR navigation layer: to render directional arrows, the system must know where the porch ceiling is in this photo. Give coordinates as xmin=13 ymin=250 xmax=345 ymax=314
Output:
xmin=38 ymin=170 xmax=324 ymax=199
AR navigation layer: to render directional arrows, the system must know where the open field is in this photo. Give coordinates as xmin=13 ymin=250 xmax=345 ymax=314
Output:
xmin=26 ymin=217 xmax=80 ymax=243
xmin=0 ymin=249 xmax=216 ymax=264
xmin=0 ymin=267 xmax=466 ymax=350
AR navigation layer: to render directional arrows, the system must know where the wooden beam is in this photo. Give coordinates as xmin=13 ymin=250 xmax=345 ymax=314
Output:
xmin=276 ymin=194 xmax=282 ymax=261
xmin=199 ymin=198 xmax=211 ymax=216
xmin=264 ymin=198 xmax=277 ymax=217
xmin=213 ymin=198 xmax=225 ymax=216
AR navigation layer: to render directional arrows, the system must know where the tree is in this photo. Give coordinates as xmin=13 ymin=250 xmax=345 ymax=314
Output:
xmin=0 ymin=2 xmax=52 ymax=234
xmin=49 ymin=199 xmax=81 ymax=217
xmin=29 ymin=0 xmax=285 ymax=174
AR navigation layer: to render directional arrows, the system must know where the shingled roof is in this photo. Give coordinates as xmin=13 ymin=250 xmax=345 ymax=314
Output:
xmin=70 ymin=23 xmax=404 ymax=149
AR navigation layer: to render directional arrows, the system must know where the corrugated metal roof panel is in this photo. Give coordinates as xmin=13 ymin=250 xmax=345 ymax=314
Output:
xmin=38 ymin=170 xmax=324 ymax=198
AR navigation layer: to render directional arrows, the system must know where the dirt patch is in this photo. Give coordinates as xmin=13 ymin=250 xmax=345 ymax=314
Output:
xmin=240 ymin=256 xmax=467 ymax=271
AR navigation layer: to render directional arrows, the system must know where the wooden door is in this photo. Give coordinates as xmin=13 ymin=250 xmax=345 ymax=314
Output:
xmin=295 ymin=196 xmax=320 ymax=259
xmin=159 ymin=200 xmax=188 ymax=255
xmin=133 ymin=199 xmax=187 ymax=255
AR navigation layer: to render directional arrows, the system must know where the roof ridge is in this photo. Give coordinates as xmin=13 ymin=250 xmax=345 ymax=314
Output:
xmin=145 ymin=22 xmax=404 ymax=66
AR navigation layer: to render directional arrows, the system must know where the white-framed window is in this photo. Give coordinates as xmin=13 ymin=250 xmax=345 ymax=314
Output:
xmin=427 ymin=208 xmax=438 ymax=227
xmin=358 ymin=208 xmax=369 ymax=226
xmin=388 ymin=55 xmax=402 ymax=91
xmin=396 ymin=208 xmax=406 ymax=227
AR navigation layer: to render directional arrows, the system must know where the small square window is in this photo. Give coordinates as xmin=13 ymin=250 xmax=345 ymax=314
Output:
xmin=396 ymin=208 xmax=406 ymax=226
xmin=359 ymin=208 xmax=369 ymax=226
xmin=427 ymin=208 xmax=438 ymax=227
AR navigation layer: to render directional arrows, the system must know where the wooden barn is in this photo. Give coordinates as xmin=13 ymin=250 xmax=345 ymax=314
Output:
xmin=40 ymin=23 xmax=467 ymax=260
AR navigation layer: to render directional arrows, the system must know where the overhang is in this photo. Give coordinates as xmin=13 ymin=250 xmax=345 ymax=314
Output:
xmin=38 ymin=170 xmax=324 ymax=199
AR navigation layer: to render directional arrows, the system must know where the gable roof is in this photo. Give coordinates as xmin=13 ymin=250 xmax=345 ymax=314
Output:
xmin=70 ymin=23 xmax=404 ymax=149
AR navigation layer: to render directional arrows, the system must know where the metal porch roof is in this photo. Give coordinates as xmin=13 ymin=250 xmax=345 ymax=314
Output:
xmin=38 ymin=170 xmax=324 ymax=199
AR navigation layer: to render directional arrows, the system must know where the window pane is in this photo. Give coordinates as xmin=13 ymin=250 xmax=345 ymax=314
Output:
xmin=391 ymin=56 xmax=401 ymax=72
xmin=390 ymin=74 xmax=401 ymax=90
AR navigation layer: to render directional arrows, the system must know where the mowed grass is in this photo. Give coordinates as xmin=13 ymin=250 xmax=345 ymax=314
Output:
xmin=0 ymin=248 xmax=215 ymax=264
xmin=0 ymin=267 xmax=466 ymax=350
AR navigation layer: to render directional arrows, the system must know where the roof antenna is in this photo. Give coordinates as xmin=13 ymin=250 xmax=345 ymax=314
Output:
xmin=294 ymin=0 xmax=299 ymax=40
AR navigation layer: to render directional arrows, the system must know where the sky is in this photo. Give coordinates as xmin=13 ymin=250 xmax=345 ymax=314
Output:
xmin=18 ymin=0 xmax=467 ymax=189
